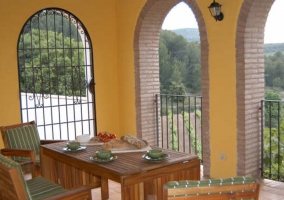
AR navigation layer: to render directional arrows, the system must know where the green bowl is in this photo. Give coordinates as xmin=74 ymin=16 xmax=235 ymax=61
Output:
xmin=147 ymin=149 xmax=163 ymax=159
xmin=96 ymin=150 xmax=111 ymax=159
xmin=67 ymin=141 xmax=80 ymax=150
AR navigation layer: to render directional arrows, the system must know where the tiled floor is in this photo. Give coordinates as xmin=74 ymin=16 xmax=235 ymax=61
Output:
xmin=92 ymin=180 xmax=121 ymax=200
xmin=259 ymin=179 xmax=284 ymax=200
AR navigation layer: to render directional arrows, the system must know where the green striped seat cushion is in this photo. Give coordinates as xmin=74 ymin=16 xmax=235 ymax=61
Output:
xmin=26 ymin=177 xmax=67 ymax=200
xmin=5 ymin=124 xmax=41 ymax=164
xmin=0 ymin=154 xmax=33 ymax=199
xmin=166 ymin=176 xmax=257 ymax=199
xmin=166 ymin=176 xmax=257 ymax=188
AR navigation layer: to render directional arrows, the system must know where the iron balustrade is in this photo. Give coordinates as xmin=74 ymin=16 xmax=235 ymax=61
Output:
xmin=155 ymin=94 xmax=202 ymax=162
xmin=260 ymin=100 xmax=284 ymax=182
xmin=155 ymin=96 xmax=284 ymax=182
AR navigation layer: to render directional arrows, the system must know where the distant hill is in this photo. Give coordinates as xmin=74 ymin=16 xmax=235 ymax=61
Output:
xmin=170 ymin=28 xmax=284 ymax=56
xmin=264 ymin=43 xmax=284 ymax=55
xmin=171 ymin=28 xmax=200 ymax=43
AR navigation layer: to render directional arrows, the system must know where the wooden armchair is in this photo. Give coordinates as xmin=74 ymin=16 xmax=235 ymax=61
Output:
xmin=0 ymin=154 xmax=92 ymax=200
xmin=0 ymin=121 xmax=66 ymax=178
xmin=164 ymin=176 xmax=260 ymax=200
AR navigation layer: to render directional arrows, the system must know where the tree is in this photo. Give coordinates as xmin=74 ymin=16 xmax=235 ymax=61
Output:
xmin=169 ymin=65 xmax=183 ymax=84
xmin=18 ymin=29 xmax=86 ymax=96
xmin=159 ymin=41 xmax=174 ymax=93
xmin=23 ymin=9 xmax=81 ymax=42
xmin=265 ymin=51 xmax=284 ymax=90
xmin=184 ymin=42 xmax=201 ymax=94
xmin=264 ymin=92 xmax=283 ymax=128
xmin=169 ymin=82 xmax=186 ymax=96
xmin=263 ymin=120 xmax=284 ymax=180
xmin=159 ymin=30 xmax=201 ymax=95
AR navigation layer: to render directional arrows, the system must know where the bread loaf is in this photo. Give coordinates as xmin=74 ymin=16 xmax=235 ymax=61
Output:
xmin=120 ymin=134 xmax=148 ymax=149
xmin=103 ymin=139 xmax=133 ymax=150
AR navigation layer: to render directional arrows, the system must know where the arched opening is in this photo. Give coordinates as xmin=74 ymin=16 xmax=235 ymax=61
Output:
xmin=134 ymin=0 xmax=210 ymax=176
xmin=17 ymin=8 xmax=96 ymax=140
xmin=159 ymin=2 xmax=202 ymax=163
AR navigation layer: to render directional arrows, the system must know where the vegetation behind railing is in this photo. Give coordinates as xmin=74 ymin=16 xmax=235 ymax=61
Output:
xmin=261 ymin=100 xmax=284 ymax=182
xmin=156 ymin=94 xmax=202 ymax=161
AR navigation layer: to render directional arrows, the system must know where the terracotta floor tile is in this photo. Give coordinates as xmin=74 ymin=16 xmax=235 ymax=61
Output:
xmin=92 ymin=180 xmax=121 ymax=200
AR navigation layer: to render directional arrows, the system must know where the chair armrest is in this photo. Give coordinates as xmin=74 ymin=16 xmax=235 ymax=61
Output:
xmin=0 ymin=148 xmax=36 ymax=162
xmin=44 ymin=185 xmax=92 ymax=200
xmin=0 ymin=148 xmax=36 ymax=177
xmin=40 ymin=140 xmax=68 ymax=145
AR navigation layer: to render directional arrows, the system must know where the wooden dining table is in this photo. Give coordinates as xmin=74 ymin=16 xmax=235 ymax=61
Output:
xmin=40 ymin=142 xmax=200 ymax=200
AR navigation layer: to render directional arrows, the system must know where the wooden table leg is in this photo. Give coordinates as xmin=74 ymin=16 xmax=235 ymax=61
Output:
xmin=101 ymin=177 xmax=109 ymax=200
xmin=121 ymin=184 xmax=127 ymax=200
xmin=121 ymin=184 xmax=138 ymax=200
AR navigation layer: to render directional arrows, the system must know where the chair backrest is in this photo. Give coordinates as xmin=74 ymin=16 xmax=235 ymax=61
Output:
xmin=165 ymin=176 xmax=260 ymax=200
xmin=1 ymin=121 xmax=41 ymax=156
xmin=0 ymin=154 xmax=32 ymax=200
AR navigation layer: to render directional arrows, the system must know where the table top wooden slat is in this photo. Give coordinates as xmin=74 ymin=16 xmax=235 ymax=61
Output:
xmin=41 ymin=142 xmax=199 ymax=177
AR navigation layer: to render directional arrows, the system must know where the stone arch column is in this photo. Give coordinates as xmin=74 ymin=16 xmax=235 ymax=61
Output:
xmin=133 ymin=0 xmax=210 ymax=176
xmin=236 ymin=0 xmax=274 ymax=177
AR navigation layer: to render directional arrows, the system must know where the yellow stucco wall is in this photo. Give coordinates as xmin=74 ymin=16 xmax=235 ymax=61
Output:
xmin=116 ymin=1 xmax=145 ymax=136
xmin=0 ymin=0 xmax=121 ymax=144
xmin=197 ymin=0 xmax=242 ymax=178
xmin=0 ymin=0 xmax=245 ymax=178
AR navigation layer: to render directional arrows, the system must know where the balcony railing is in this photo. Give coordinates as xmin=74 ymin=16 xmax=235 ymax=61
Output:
xmin=155 ymin=95 xmax=284 ymax=182
xmin=155 ymin=94 xmax=202 ymax=162
xmin=260 ymin=100 xmax=284 ymax=182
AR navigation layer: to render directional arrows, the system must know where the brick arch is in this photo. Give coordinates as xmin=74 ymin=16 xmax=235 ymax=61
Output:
xmin=133 ymin=0 xmax=210 ymax=175
xmin=236 ymin=0 xmax=274 ymax=177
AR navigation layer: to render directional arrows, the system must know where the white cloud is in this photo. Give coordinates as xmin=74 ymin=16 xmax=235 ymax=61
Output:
xmin=162 ymin=2 xmax=198 ymax=30
xmin=264 ymin=0 xmax=284 ymax=43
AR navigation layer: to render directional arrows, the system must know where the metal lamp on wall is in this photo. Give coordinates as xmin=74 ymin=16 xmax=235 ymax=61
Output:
xmin=208 ymin=0 xmax=224 ymax=21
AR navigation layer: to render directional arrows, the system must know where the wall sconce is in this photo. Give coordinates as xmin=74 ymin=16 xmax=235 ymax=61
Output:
xmin=208 ymin=0 xmax=224 ymax=21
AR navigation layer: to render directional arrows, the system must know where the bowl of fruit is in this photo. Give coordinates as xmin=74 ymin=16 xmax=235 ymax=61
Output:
xmin=98 ymin=132 xmax=116 ymax=143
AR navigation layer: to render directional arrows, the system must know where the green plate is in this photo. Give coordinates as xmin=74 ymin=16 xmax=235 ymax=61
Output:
xmin=142 ymin=153 xmax=170 ymax=162
xmin=90 ymin=154 xmax=117 ymax=163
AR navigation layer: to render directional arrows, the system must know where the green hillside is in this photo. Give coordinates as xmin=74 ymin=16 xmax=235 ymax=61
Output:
xmin=171 ymin=28 xmax=284 ymax=55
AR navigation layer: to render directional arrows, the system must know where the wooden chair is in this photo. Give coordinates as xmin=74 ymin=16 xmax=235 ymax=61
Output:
xmin=0 ymin=121 xmax=66 ymax=178
xmin=164 ymin=176 xmax=260 ymax=200
xmin=0 ymin=154 xmax=92 ymax=200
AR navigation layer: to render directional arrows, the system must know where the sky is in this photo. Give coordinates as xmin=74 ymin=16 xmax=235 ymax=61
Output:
xmin=162 ymin=1 xmax=284 ymax=44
